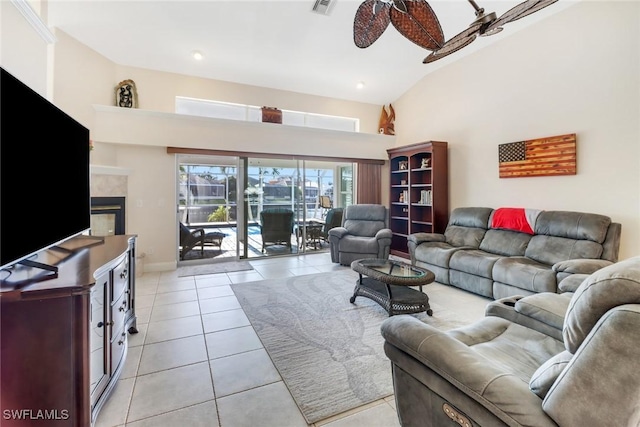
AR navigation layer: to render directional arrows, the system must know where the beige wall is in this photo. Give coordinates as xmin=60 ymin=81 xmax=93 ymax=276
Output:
xmin=115 ymin=145 xmax=178 ymax=272
xmin=0 ymin=1 xmax=50 ymax=96
xmin=113 ymin=66 xmax=383 ymax=135
xmin=52 ymin=29 xmax=117 ymax=129
xmin=393 ymin=1 xmax=640 ymax=260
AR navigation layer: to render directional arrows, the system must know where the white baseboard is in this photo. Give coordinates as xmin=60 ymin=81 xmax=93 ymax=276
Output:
xmin=139 ymin=261 xmax=176 ymax=274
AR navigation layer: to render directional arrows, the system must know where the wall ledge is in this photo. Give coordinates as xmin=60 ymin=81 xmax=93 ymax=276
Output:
xmin=91 ymin=105 xmax=394 ymax=160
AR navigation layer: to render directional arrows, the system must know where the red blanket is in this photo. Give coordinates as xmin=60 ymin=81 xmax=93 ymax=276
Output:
xmin=491 ymin=208 xmax=541 ymax=235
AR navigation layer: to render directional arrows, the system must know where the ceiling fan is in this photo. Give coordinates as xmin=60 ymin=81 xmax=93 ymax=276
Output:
xmin=353 ymin=0 xmax=559 ymax=63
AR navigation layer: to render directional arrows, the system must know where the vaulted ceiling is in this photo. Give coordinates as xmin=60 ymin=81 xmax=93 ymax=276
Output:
xmin=47 ymin=0 xmax=576 ymax=105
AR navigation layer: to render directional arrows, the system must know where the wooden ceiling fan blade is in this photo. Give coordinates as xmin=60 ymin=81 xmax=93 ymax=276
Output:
xmin=391 ymin=0 xmax=408 ymax=14
xmin=353 ymin=0 xmax=392 ymax=48
xmin=423 ymin=23 xmax=481 ymax=63
xmin=487 ymin=0 xmax=559 ymax=33
xmin=390 ymin=0 xmax=444 ymax=51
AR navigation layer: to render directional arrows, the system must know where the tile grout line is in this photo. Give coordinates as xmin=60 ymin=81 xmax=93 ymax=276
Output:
xmin=113 ymin=254 xmax=360 ymax=426
xmin=194 ymin=281 xmax=223 ymax=427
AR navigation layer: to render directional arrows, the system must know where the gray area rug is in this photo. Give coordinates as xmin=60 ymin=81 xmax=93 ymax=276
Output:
xmin=230 ymin=270 xmax=469 ymax=424
xmin=177 ymin=260 xmax=253 ymax=277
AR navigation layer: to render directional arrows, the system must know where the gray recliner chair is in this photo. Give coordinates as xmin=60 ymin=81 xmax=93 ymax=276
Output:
xmin=328 ymin=204 xmax=392 ymax=266
xmin=381 ymin=255 xmax=640 ymax=427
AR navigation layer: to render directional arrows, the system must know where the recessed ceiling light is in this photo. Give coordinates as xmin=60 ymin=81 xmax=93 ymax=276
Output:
xmin=192 ymin=51 xmax=204 ymax=61
xmin=356 ymin=81 xmax=365 ymax=90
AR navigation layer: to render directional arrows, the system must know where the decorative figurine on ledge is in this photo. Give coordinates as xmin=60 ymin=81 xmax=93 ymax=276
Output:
xmin=421 ymin=158 xmax=431 ymax=169
xmin=115 ymin=79 xmax=138 ymax=108
xmin=378 ymin=103 xmax=395 ymax=135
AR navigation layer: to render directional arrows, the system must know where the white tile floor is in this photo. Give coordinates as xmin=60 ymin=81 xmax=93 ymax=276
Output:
xmin=95 ymin=253 xmax=491 ymax=427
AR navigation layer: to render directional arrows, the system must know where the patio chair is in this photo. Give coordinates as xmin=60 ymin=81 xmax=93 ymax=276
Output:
xmin=180 ymin=223 xmax=226 ymax=260
xmin=179 ymin=222 xmax=205 ymax=260
xmin=260 ymin=208 xmax=295 ymax=252
xmin=322 ymin=207 xmax=344 ymax=242
xmin=319 ymin=195 xmax=333 ymax=218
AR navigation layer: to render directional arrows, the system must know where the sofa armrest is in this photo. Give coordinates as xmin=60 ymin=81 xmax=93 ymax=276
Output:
xmin=381 ymin=316 xmax=556 ymax=426
xmin=514 ymin=293 xmax=572 ymax=332
xmin=328 ymin=226 xmax=348 ymax=240
xmin=552 ymin=259 xmax=613 ymax=275
xmin=485 ymin=296 xmax=565 ymax=341
xmin=557 ymin=274 xmax=588 ymax=293
xmin=375 ymin=228 xmax=393 ymax=240
xmin=407 ymin=232 xmax=445 ymax=246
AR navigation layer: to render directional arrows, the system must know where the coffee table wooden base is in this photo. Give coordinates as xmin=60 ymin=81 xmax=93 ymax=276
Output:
xmin=350 ymin=277 xmax=432 ymax=317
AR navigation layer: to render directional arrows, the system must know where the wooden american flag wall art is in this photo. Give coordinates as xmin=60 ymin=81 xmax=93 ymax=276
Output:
xmin=498 ymin=133 xmax=577 ymax=178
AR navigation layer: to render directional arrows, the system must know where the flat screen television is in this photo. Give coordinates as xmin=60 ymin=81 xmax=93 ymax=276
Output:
xmin=1 ymin=66 xmax=91 ymax=272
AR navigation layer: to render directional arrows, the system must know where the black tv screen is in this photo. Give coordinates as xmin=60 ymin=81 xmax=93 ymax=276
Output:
xmin=1 ymin=67 xmax=91 ymax=270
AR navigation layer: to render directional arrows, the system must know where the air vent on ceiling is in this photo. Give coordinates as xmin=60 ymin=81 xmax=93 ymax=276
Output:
xmin=312 ymin=0 xmax=335 ymax=15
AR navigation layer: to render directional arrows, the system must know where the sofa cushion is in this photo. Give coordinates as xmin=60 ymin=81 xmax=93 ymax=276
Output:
xmin=493 ymin=257 xmax=558 ymax=293
xmin=447 ymin=317 xmax=565 ymax=383
xmin=479 ymin=229 xmax=532 ymax=257
xmin=525 ymin=235 xmax=603 ymax=266
xmin=413 ymin=242 xmax=462 ymax=268
xmin=450 ymin=249 xmax=502 ymax=279
xmin=563 ymin=256 xmax=640 ymax=353
xmin=535 ymin=211 xmax=611 ymax=243
xmin=529 ymin=350 xmax=572 ymax=399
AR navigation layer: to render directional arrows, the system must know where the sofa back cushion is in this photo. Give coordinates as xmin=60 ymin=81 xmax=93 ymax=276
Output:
xmin=525 ymin=211 xmax=611 ymax=265
xmin=534 ymin=211 xmax=611 ymax=243
xmin=563 ymin=256 xmax=640 ymax=353
xmin=525 ymin=235 xmax=604 ymax=266
xmin=480 ymin=229 xmax=532 ymax=256
xmin=343 ymin=204 xmax=388 ymax=237
xmin=444 ymin=207 xmax=492 ymax=248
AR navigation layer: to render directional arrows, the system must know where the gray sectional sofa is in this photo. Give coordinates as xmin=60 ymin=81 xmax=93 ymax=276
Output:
xmin=408 ymin=207 xmax=621 ymax=299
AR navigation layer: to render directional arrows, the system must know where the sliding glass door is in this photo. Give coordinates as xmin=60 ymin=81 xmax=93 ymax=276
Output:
xmin=177 ymin=155 xmax=240 ymax=264
xmin=245 ymin=158 xmax=353 ymax=258
xmin=177 ymin=154 xmax=354 ymax=262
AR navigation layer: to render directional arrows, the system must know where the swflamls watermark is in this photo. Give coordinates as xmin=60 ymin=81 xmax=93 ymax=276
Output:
xmin=3 ymin=409 xmax=70 ymax=420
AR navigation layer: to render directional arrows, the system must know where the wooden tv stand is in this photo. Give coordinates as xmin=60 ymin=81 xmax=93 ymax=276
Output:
xmin=0 ymin=235 xmax=137 ymax=426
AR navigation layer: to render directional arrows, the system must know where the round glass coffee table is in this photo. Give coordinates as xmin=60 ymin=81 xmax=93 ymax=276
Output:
xmin=350 ymin=258 xmax=435 ymax=316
